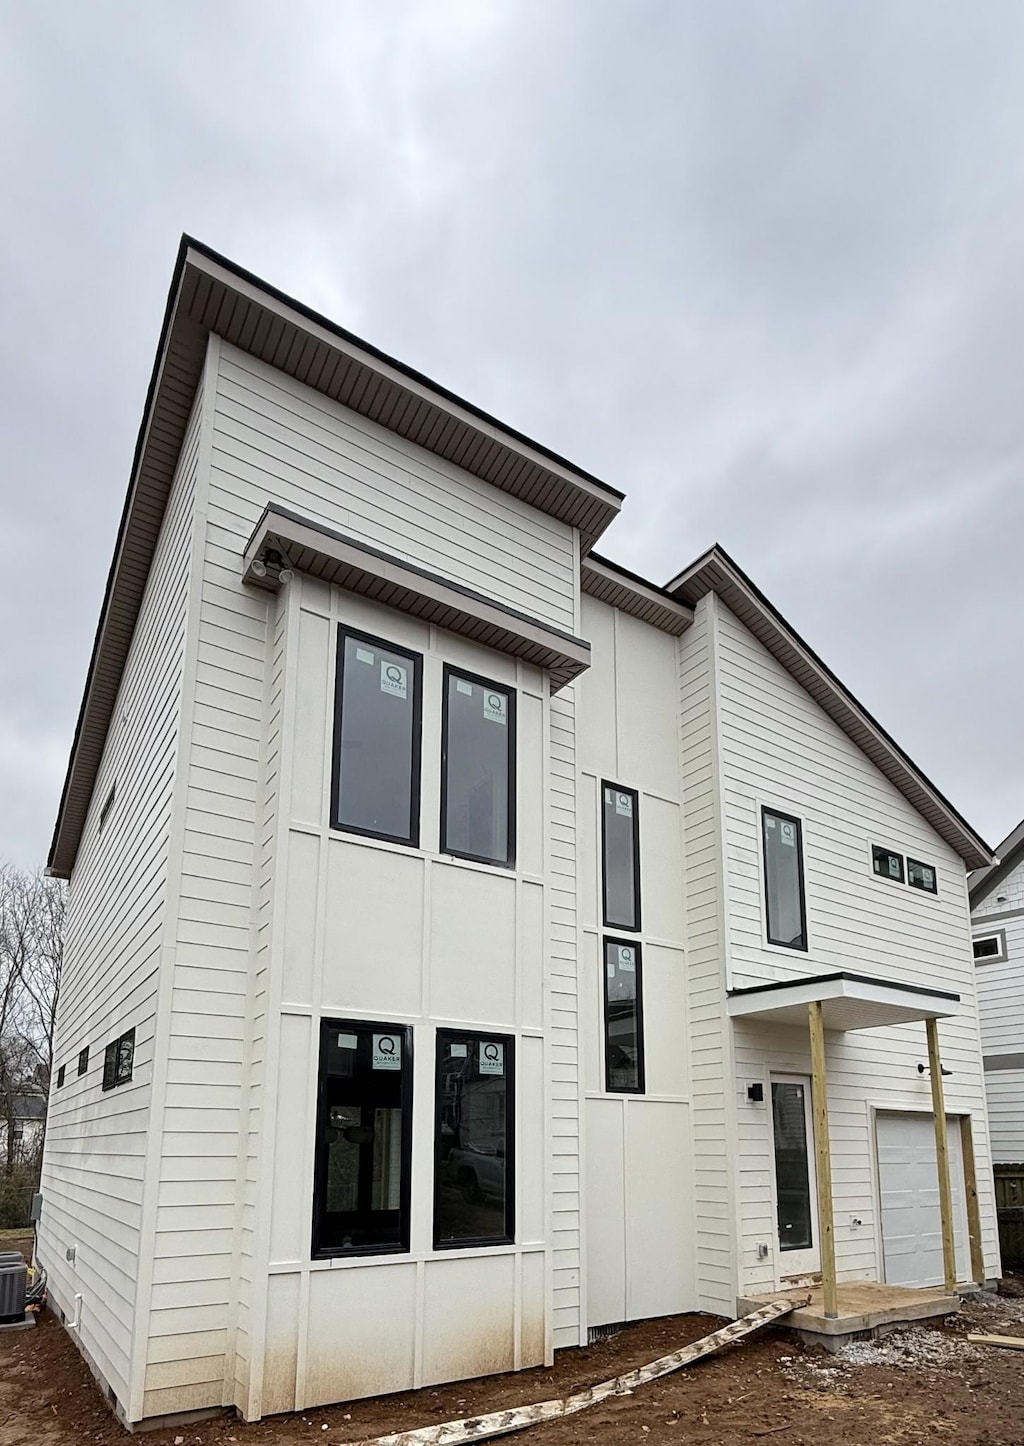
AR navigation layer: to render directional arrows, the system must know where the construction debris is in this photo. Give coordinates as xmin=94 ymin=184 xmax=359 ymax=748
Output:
xmin=966 ymin=1333 xmax=1024 ymax=1350
xmin=335 ymin=1296 xmax=808 ymax=1446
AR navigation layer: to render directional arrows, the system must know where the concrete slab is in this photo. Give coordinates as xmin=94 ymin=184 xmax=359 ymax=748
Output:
xmin=736 ymin=1282 xmax=960 ymax=1348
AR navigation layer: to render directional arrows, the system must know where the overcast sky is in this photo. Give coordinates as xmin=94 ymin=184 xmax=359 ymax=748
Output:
xmin=2 ymin=1 xmax=1022 ymax=870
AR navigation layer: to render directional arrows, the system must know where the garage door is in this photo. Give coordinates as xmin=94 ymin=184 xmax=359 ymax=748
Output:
xmin=876 ymin=1113 xmax=970 ymax=1288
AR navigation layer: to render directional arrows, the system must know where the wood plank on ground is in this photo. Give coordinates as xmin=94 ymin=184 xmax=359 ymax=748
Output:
xmin=967 ymin=1333 xmax=1024 ymax=1350
xmin=334 ymin=1296 xmax=809 ymax=1446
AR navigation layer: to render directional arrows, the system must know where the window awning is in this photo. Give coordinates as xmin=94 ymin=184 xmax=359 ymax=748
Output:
xmin=243 ymin=504 xmax=592 ymax=692
xmin=727 ymin=971 xmax=960 ymax=1032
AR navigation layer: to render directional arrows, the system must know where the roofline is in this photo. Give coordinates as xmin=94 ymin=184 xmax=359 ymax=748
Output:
xmin=969 ymin=815 xmax=1024 ymax=908
xmin=667 ymin=543 xmax=994 ymax=871
xmin=48 ymin=236 xmax=624 ymax=875
xmin=581 ymin=551 xmax=694 ymax=636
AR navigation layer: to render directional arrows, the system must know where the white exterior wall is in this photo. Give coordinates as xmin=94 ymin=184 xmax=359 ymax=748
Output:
xmin=711 ymin=598 xmax=999 ymax=1292
xmin=577 ymin=596 xmax=694 ymax=1328
xmin=38 ymin=387 xmax=202 ymax=1414
xmin=973 ymin=857 xmax=1024 ymax=1162
xmin=120 ymin=334 xmax=579 ymax=1420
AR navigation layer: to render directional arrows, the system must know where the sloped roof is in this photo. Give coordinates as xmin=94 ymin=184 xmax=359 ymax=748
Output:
xmin=48 ymin=237 xmax=623 ymax=878
xmin=969 ymin=816 xmax=1024 ymax=909
xmin=667 ymin=544 xmax=993 ymax=871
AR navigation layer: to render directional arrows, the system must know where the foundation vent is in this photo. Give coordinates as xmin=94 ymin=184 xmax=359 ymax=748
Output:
xmin=588 ymin=1320 xmax=629 ymax=1343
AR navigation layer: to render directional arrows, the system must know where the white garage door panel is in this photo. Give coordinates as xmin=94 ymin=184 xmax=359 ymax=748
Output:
xmin=877 ymin=1113 xmax=969 ymax=1288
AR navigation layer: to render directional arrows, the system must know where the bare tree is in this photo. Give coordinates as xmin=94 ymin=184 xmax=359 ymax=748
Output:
xmin=0 ymin=863 xmax=66 ymax=1176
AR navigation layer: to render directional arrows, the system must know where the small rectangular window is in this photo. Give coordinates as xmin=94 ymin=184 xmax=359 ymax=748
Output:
xmin=762 ymin=809 xmax=808 ymax=950
xmin=872 ymin=845 xmax=905 ymax=883
xmin=434 ymin=1031 xmax=514 ymax=1248
xmin=602 ymin=783 xmax=641 ymax=931
xmin=77 ymin=1047 xmax=89 ymax=1077
xmin=99 ymin=785 xmax=116 ymax=832
xmin=907 ymin=858 xmax=937 ymax=894
xmin=312 ymin=1020 xmax=413 ymax=1257
xmin=603 ymin=939 xmax=645 ymax=1093
xmin=331 ymin=628 xmax=422 ymax=847
xmin=973 ymin=931 xmax=1007 ymax=963
xmin=441 ymin=668 xmax=516 ymax=867
xmin=56 ymin=1065 xmax=66 ymax=1089
xmin=102 ymin=1028 xmax=135 ymax=1091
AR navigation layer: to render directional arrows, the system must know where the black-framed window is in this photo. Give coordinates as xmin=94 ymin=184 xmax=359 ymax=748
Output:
xmin=602 ymin=783 xmax=641 ymax=932
xmin=102 ymin=1029 xmax=135 ymax=1091
xmin=771 ymin=1081 xmax=814 ymax=1252
xmin=603 ymin=939 xmax=645 ymax=1093
xmin=440 ymin=667 xmax=516 ymax=867
xmin=312 ymin=1019 xmax=413 ymax=1258
xmin=331 ymin=628 xmax=423 ymax=847
xmin=56 ymin=1065 xmax=65 ymax=1089
xmin=762 ymin=808 xmax=807 ymax=950
xmin=973 ymin=931 xmax=1007 ymax=964
xmin=99 ymin=785 xmax=116 ymax=833
xmin=872 ymin=845 xmax=905 ymax=884
xmin=907 ymin=858 xmax=937 ymax=894
xmin=434 ymin=1030 xmax=515 ymax=1248
xmin=77 ymin=1047 xmax=89 ymax=1077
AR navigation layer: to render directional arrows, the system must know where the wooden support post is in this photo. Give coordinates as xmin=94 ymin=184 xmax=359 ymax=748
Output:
xmin=808 ymin=1001 xmax=838 ymax=1319
xmin=926 ymin=1016 xmax=958 ymax=1293
xmin=960 ymin=1114 xmax=986 ymax=1286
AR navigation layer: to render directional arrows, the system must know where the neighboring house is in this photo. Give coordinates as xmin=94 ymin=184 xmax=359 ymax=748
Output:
xmin=38 ymin=237 xmax=999 ymax=1428
xmin=0 ymin=1090 xmax=46 ymax=1164
xmin=970 ymin=818 xmax=1024 ymax=1162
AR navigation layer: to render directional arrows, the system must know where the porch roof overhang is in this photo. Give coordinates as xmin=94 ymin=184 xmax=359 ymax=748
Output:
xmin=727 ymin=971 xmax=960 ymax=1031
xmin=244 ymin=504 xmax=592 ymax=692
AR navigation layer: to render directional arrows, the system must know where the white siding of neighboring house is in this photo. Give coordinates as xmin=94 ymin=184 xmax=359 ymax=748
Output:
xmin=577 ymin=595 xmax=694 ymax=1329
xmin=974 ymin=857 xmax=1024 ymax=1163
xmin=37 ymin=386 xmax=202 ymax=1416
xmin=678 ymin=595 xmax=738 ymax=1316
xmin=125 ymin=333 xmax=580 ymax=1419
xmin=711 ymin=598 xmax=999 ymax=1293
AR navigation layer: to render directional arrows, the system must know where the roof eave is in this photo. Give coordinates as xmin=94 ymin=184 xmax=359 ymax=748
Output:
xmin=668 ymin=544 xmax=994 ymax=872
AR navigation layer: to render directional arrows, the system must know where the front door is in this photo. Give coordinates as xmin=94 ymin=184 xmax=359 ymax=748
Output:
xmin=770 ymin=1075 xmax=820 ymax=1280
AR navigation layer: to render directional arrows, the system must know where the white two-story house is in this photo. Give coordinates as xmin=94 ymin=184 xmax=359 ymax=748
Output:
xmin=971 ymin=818 xmax=1024 ymax=1163
xmin=39 ymin=238 xmax=999 ymax=1429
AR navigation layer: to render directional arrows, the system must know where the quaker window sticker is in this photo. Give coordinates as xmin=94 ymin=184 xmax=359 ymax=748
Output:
xmin=478 ymin=1040 xmax=505 ymax=1076
xmin=483 ymin=690 xmax=507 ymax=725
xmin=380 ymin=660 xmax=408 ymax=699
xmin=372 ymin=1033 xmax=402 ymax=1069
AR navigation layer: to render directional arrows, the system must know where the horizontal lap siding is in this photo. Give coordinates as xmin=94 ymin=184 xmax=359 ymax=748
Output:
xmin=714 ymin=600 xmax=1000 ymax=1287
xmin=550 ymin=683 xmax=582 ymax=1348
xmin=214 ymin=345 xmax=577 ymax=633
xmin=679 ymin=598 xmax=735 ymax=1315
xmin=974 ymin=883 xmax=1024 ymax=1164
xmin=38 ymin=393 xmax=201 ymax=1410
xmin=142 ymin=352 xmax=279 ymax=1417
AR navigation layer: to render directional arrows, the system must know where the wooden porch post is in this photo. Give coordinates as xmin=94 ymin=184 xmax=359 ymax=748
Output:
xmin=926 ymin=1017 xmax=958 ymax=1293
xmin=960 ymin=1115 xmax=986 ymax=1286
xmin=808 ymin=1001 xmax=838 ymax=1318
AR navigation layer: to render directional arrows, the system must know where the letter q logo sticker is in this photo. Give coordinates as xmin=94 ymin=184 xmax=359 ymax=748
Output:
xmin=372 ymin=1033 xmax=402 ymax=1069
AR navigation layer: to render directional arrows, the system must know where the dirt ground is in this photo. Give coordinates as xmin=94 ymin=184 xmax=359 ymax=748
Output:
xmin=4 ymin=1233 xmax=1024 ymax=1446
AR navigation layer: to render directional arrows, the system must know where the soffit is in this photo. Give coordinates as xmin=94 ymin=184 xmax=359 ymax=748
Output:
xmin=581 ymin=554 xmax=694 ymax=636
xmin=668 ymin=546 xmax=993 ymax=872
xmin=727 ymin=971 xmax=960 ymax=1032
xmin=48 ymin=237 xmax=622 ymax=876
xmin=245 ymin=505 xmax=591 ymax=692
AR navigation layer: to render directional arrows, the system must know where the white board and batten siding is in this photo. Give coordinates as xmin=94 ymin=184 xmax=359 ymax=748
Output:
xmin=708 ymin=596 xmax=999 ymax=1293
xmin=38 ymin=387 xmax=203 ymax=1415
xmin=576 ymin=596 xmax=694 ymax=1329
xmin=974 ymin=856 xmax=1024 ymax=1162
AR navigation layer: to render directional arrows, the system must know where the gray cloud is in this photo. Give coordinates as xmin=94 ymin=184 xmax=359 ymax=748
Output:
xmin=2 ymin=0 xmax=1022 ymax=866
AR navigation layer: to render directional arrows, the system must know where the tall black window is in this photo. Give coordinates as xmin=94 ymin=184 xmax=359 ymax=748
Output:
xmin=603 ymin=939 xmax=644 ymax=1093
xmin=312 ymin=1020 xmax=413 ymax=1257
xmin=602 ymin=783 xmax=640 ymax=931
xmin=441 ymin=668 xmax=515 ymax=867
xmin=771 ymin=1081 xmax=814 ymax=1251
xmin=434 ymin=1031 xmax=514 ymax=1248
xmin=102 ymin=1028 xmax=135 ymax=1091
xmin=331 ymin=628 xmax=422 ymax=846
xmin=762 ymin=808 xmax=807 ymax=950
